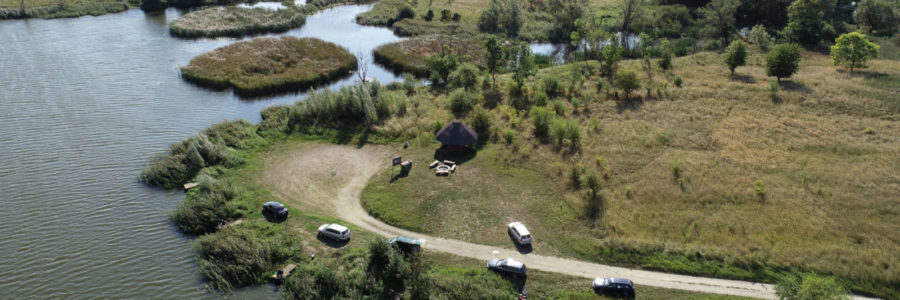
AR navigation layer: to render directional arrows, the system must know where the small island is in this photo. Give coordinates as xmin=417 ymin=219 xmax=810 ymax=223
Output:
xmin=180 ymin=36 xmax=357 ymax=97
xmin=374 ymin=35 xmax=484 ymax=77
xmin=168 ymin=6 xmax=306 ymax=38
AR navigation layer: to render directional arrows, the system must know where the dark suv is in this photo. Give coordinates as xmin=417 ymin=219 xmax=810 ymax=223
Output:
xmin=387 ymin=236 xmax=425 ymax=253
xmin=263 ymin=201 xmax=288 ymax=218
xmin=593 ymin=277 xmax=635 ymax=298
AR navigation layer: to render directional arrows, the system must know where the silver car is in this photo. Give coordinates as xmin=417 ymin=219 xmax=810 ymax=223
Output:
xmin=317 ymin=223 xmax=351 ymax=241
xmin=487 ymin=257 xmax=527 ymax=277
xmin=507 ymin=222 xmax=532 ymax=245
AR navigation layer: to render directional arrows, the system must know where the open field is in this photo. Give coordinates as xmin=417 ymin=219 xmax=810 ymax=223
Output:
xmin=179 ymin=36 xmax=357 ymax=97
xmin=359 ymin=50 xmax=900 ymax=298
xmin=0 ymin=0 xmax=134 ymax=18
xmin=168 ymin=6 xmax=305 ymax=38
xmin=374 ymin=34 xmax=486 ymax=77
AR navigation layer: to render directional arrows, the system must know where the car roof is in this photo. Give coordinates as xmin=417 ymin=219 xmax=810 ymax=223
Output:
xmin=509 ymin=222 xmax=530 ymax=236
xmin=503 ymin=258 xmax=524 ymax=269
xmin=609 ymin=278 xmax=633 ymax=285
xmin=327 ymin=224 xmax=348 ymax=232
xmin=264 ymin=201 xmax=283 ymax=207
xmin=394 ymin=236 xmax=422 ymax=245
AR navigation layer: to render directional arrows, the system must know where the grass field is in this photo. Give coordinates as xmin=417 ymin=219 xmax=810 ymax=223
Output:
xmin=168 ymin=6 xmax=305 ymax=38
xmin=0 ymin=0 xmax=134 ymax=18
xmin=179 ymin=36 xmax=357 ymax=97
xmin=374 ymin=34 xmax=486 ymax=77
xmin=360 ymin=50 xmax=900 ymax=298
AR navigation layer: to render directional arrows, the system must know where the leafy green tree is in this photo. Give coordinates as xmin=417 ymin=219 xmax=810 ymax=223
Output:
xmin=510 ymin=42 xmax=536 ymax=90
xmin=614 ymin=70 xmax=641 ymax=101
xmin=724 ymin=40 xmax=748 ymax=75
xmin=484 ymin=37 xmax=504 ymax=88
xmin=449 ymin=63 xmax=480 ymax=92
xmin=657 ymin=39 xmax=673 ymax=73
xmin=766 ymin=43 xmax=803 ymax=82
xmin=548 ymin=0 xmax=587 ymax=42
xmin=830 ymin=32 xmax=879 ymax=73
xmin=854 ymin=0 xmax=899 ymax=35
xmin=748 ymin=24 xmax=774 ymax=50
xmin=478 ymin=0 xmax=522 ymax=37
xmin=426 ymin=45 xmax=459 ymax=86
xmin=448 ymin=89 xmax=474 ymax=116
xmin=468 ymin=106 xmax=492 ymax=135
xmin=620 ymin=0 xmax=644 ymax=48
xmin=601 ymin=42 xmax=624 ymax=78
xmin=784 ymin=0 xmax=834 ymax=45
xmin=697 ymin=0 xmax=740 ymax=46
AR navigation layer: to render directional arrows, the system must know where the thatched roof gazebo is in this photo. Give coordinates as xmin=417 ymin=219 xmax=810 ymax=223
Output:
xmin=435 ymin=120 xmax=478 ymax=151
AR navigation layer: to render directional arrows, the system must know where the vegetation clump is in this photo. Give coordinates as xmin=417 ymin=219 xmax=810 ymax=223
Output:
xmin=180 ymin=37 xmax=357 ymax=97
xmin=168 ymin=6 xmax=306 ymax=39
xmin=0 ymin=0 xmax=134 ymax=19
xmin=373 ymin=35 xmax=484 ymax=78
xmin=194 ymin=222 xmax=303 ymax=290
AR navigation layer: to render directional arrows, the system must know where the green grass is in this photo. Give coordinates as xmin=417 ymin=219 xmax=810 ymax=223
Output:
xmin=373 ymin=34 xmax=485 ymax=77
xmin=0 ymin=0 xmax=135 ymax=19
xmin=180 ymin=36 xmax=357 ymax=97
xmin=168 ymin=6 xmax=305 ymax=39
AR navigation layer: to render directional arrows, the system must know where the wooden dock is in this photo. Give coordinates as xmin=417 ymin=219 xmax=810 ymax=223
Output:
xmin=183 ymin=182 xmax=199 ymax=190
xmin=272 ymin=263 xmax=297 ymax=282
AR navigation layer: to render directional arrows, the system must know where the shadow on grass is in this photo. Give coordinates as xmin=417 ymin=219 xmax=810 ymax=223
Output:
xmin=779 ymin=81 xmax=812 ymax=93
xmin=316 ymin=234 xmax=350 ymax=248
xmin=615 ymin=98 xmax=645 ymax=113
xmin=837 ymin=68 xmax=889 ymax=79
xmin=432 ymin=147 xmax=478 ymax=166
xmin=389 ymin=168 xmax=410 ymax=183
xmin=729 ymin=73 xmax=756 ymax=83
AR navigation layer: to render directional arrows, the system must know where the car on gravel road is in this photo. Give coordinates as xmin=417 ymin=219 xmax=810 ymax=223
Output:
xmin=593 ymin=277 xmax=635 ymax=298
xmin=487 ymin=258 xmax=527 ymax=277
xmin=507 ymin=222 xmax=532 ymax=245
xmin=387 ymin=236 xmax=425 ymax=253
xmin=262 ymin=201 xmax=288 ymax=218
xmin=318 ymin=223 xmax=351 ymax=241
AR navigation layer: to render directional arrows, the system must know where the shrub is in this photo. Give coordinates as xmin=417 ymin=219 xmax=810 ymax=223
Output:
xmin=748 ymin=24 xmax=773 ymax=51
xmin=550 ymin=99 xmax=567 ymax=115
xmin=440 ymin=8 xmax=450 ymax=21
xmin=550 ymin=117 xmax=581 ymax=146
xmin=448 ymin=89 xmax=474 ymax=116
xmin=468 ymin=106 xmax=492 ymax=135
xmin=768 ymin=80 xmax=780 ymax=100
xmin=614 ymin=71 xmax=641 ymax=101
xmin=724 ymin=40 xmax=748 ymax=75
xmin=775 ymin=273 xmax=849 ymax=300
xmin=830 ymin=32 xmax=879 ymax=73
xmin=449 ymin=63 xmax=480 ymax=92
xmin=673 ymin=39 xmax=694 ymax=56
xmin=426 ymin=45 xmax=459 ymax=86
xmin=863 ymin=127 xmax=876 ymax=135
xmin=375 ymin=92 xmax=394 ymax=119
xmin=658 ymin=39 xmax=673 ymax=72
xmin=289 ymin=82 xmax=386 ymax=129
xmin=452 ymin=13 xmax=461 ymax=22
xmin=170 ymin=175 xmax=249 ymax=235
xmin=542 ymin=76 xmax=564 ymax=97
xmin=194 ymin=222 xmax=303 ymax=290
xmin=478 ymin=0 xmax=521 ymax=37
xmin=423 ymin=9 xmax=434 ymax=21
xmin=529 ymin=106 xmax=555 ymax=137
xmin=669 ymin=159 xmax=684 ymax=178
xmin=752 ymin=180 xmax=766 ymax=195
xmin=503 ymin=128 xmax=515 ymax=144
xmin=397 ymin=4 xmax=415 ymax=20
xmin=766 ymin=43 xmax=802 ymax=82
xmin=674 ymin=76 xmax=683 ymax=88
xmin=568 ymin=163 xmax=584 ymax=188
xmin=432 ymin=120 xmax=444 ymax=133
xmin=534 ymin=91 xmax=548 ymax=106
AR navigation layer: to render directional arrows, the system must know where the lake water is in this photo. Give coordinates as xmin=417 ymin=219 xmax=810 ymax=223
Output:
xmin=0 ymin=4 xmax=400 ymax=298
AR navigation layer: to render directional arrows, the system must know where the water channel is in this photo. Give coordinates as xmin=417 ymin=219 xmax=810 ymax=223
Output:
xmin=0 ymin=4 xmax=400 ymax=298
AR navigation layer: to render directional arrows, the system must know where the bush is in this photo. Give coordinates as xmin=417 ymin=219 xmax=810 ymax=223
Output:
xmin=534 ymin=91 xmax=549 ymax=106
xmin=673 ymin=76 xmax=683 ymax=88
xmin=673 ymin=39 xmax=694 ymax=56
xmin=194 ymin=222 xmax=303 ymax=290
xmin=724 ymin=40 xmax=748 ymax=75
xmin=397 ymin=4 xmax=415 ymax=20
xmin=530 ymin=106 xmax=556 ymax=137
xmin=448 ymin=89 xmax=475 ymax=116
xmin=170 ymin=175 xmax=249 ymax=235
xmin=748 ymin=24 xmax=774 ymax=51
xmin=542 ymin=76 xmax=564 ymax=97
xmin=423 ymin=9 xmax=434 ymax=21
xmin=468 ymin=106 xmax=492 ymax=135
xmin=830 ymin=32 xmax=879 ymax=73
xmin=426 ymin=45 xmax=459 ymax=86
xmin=614 ymin=71 xmax=641 ymax=100
xmin=478 ymin=0 xmax=521 ymax=37
xmin=766 ymin=43 xmax=802 ymax=82
xmin=503 ymin=128 xmax=515 ymax=144
xmin=449 ymin=63 xmax=480 ymax=92
xmin=550 ymin=117 xmax=581 ymax=146
xmin=775 ymin=274 xmax=849 ymax=300
xmin=289 ymin=82 xmax=388 ymax=129
xmin=432 ymin=120 xmax=444 ymax=133
xmin=550 ymin=99 xmax=567 ymax=115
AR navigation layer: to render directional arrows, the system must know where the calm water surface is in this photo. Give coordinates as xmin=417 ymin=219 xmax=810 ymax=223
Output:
xmin=0 ymin=4 xmax=400 ymax=298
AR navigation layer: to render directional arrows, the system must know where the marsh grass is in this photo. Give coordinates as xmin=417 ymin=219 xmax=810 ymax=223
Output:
xmin=180 ymin=36 xmax=357 ymax=97
xmin=374 ymin=35 xmax=485 ymax=78
xmin=0 ymin=0 xmax=133 ymax=19
xmin=168 ymin=6 xmax=305 ymax=38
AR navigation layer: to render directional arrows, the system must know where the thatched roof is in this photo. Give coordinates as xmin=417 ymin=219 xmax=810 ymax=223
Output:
xmin=435 ymin=120 xmax=478 ymax=146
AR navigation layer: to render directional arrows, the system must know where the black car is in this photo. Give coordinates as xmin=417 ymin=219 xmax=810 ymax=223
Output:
xmin=263 ymin=201 xmax=288 ymax=218
xmin=593 ymin=277 xmax=635 ymax=298
xmin=387 ymin=236 xmax=425 ymax=253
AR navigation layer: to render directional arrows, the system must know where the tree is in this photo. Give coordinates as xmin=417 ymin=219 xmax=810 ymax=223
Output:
xmin=484 ymin=37 xmax=504 ymax=88
xmin=548 ymin=0 xmax=587 ymax=42
xmin=478 ymin=0 xmax=522 ymax=37
xmin=140 ymin=0 xmax=166 ymax=11
xmin=784 ymin=0 xmax=834 ymax=45
xmin=615 ymin=71 xmax=641 ymax=101
xmin=530 ymin=106 xmax=556 ymax=136
xmin=601 ymin=42 xmax=624 ymax=78
xmin=449 ymin=63 xmax=480 ymax=92
xmin=766 ymin=43 xmax=803 ymax=82
xmin=697 ymin=0 xmax=740 ymax=47
xmin=830 ymin=32 xmax=879 ymax=73
xmin=620 ymin=0 xmax=644 ymax=49
xmin=426 ymin=45 xmax=459 ymax=86
xmin=724 ymin=40 xmax=748 ymax=75
xmin=510 ymin=42 xmax=536 ymax=90
xmin=747 ymin=24 xmax=774 ymax=51
xmin=854 ymin=0 xmax=899 ymax=35
xmin=657 ymin=39 xmax=673 ymax=73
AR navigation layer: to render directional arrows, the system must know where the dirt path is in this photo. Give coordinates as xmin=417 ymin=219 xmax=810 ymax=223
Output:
xmin=262 ymin=142 xmax=875 ymax=300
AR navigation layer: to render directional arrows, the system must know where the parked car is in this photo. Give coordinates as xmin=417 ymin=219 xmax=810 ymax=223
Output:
xmin=262 ymin=201 xmax=288 ymax=218
xmin=593 ymin=277 xmax=635 ymax=298
xmin=487 ymin=258 xmax=527 ymax=277
xmin=387 ymin=236 xmax=425 ymax=253
xmin=507 ymin=222 xmax=533 ymax=245
xmin=317 ymin=223 xmax=351 ymax=240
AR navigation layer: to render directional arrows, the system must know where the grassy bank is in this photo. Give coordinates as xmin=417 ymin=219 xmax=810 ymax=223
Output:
xmin=179 ymin=36 xmax=357 ymax=97
xmin=0 ymin=0 xmax=135 ymax=19
xmin=374 ymin=35 xmax=485 ymax=77
xmin=168 ymin=6 xmax=305 ymax=38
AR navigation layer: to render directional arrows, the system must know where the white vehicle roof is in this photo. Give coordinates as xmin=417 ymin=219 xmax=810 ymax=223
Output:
xmin=503 ymin=258 xmax=524 ymax=269
xmin=593 ymin=277 xmax=606 ymax=286
xmin=508 ymin=222 xmax=530 ymax=236
xmin=325 ymin=224 xmax=349 ymax=232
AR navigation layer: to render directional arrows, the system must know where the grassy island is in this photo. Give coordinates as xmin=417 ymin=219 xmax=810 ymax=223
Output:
xmin=0 ymin=0 xmax=135 ymax=19
xmin=180 ymin=36 xmax=357 ymax=97
xmin=374 ymin=35 xmax=485 ymax=77
xmin=168 ymin=6 xmax=305 ymax=39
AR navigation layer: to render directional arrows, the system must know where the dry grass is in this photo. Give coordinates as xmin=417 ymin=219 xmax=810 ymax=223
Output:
xmin=180 ymin=36 xmax=357 ymax=97
xmin=168 ymin=6 xmax=305 ymax=38
xmin=361 ymin=50 xmax=900 ymax=298
xmin=373 ymin=34 xmax=485 ymax=77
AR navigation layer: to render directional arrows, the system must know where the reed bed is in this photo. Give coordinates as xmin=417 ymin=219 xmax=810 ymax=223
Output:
xmin=0 ymin=0 xmax=132 ymax=19
xmin=374 ymin=35 xmax=485 ymax=77
xmin=169 ymin=6 xmax=305 ymax=39
xmin=180 ymin=36 xmax=357 ymax=97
